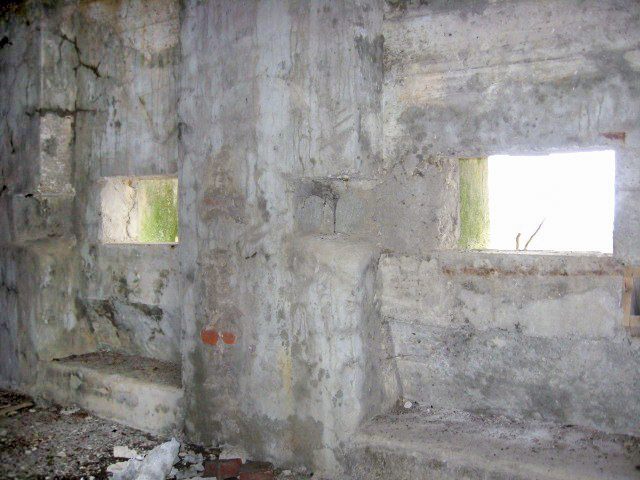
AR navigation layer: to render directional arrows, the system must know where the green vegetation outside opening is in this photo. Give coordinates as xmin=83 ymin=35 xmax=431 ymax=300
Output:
xmin=458 ymin=157 xmax=489 ymax=249
xmin=138 ymin=178 xmax=179 ymax=243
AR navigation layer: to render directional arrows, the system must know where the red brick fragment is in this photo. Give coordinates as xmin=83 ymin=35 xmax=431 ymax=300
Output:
xmin=200 ymin=328 xmax=219 ymax=346
xmin=203 ymin=458 xmax=242 ymax=479
xmin=239 ymin=461 xmax=275 ymax=480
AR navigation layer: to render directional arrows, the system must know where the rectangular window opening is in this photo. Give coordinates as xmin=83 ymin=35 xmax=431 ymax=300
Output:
xmin=101 ymin=176 xmax=179 ymax=244
xmin=624 ymin=268 xmax=640 ymax=336
xmin=459 ymin=150 xmax=615 ymax=253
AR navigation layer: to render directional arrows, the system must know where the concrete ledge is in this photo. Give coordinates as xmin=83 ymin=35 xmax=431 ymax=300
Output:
xmin=37 ymin=352 xmax=183 ymax=435
xmin=380 ymin=252 xmax=624 ymax=339
xmin=348 ymin=407 xmax=640 ymax=480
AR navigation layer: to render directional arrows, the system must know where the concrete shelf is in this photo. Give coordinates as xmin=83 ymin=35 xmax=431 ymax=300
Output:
xmin=37 ymin=352 xmax=183 ymax=435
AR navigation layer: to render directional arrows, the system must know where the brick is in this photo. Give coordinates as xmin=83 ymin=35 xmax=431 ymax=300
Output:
xmin=239 ymin=461 xmax=274 ymax=480
xmin=203 ymin=458 xmax=242 ymax=479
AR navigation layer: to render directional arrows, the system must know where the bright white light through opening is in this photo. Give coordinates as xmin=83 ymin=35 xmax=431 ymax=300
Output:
xmin=488 ymin=151 xmax=615 ymax=253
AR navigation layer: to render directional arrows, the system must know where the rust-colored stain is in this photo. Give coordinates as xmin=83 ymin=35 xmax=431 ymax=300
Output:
xmin=201 ymin=328 xmax=237 ymax=346
xmin=221 ymin=332 xmax=236 ymax=345
xmin=441 ymin=265 xmax=621 ymax=277
xmin=201 ymin=328 xmax=219 ymax=346
xmin=203 ymin=196 xmax=235 ymax=207
xmin=601 ymin=131 xmax=626 ymax=143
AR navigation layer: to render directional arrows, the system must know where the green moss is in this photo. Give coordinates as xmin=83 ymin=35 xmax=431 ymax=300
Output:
xmin=458 ymin=158 xmax=489 ymax=249
xmin=138 ymin=178 xmax=179 ymax=243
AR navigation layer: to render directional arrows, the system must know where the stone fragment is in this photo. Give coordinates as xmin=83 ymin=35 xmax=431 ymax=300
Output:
xmin=0 ymin=401 xmax=34 ymax=416
xmin=136 ymin=438 xmax=180 ymax=480
xmin=110 ymin=458 xmax=143 ymax=480
xmin=183 ymin=451 xmax=203 ymax=464
xmin=113 ymin=445 xmax=138 ymax=459
xmin=60 ymin=407 xmax=80 ymax=415
xmin=176 ymin=465 xmax=205 ymax=479
xmin=107 ymin=460 xmax=130 ymax=475
xmin=219 ymin=444 xmax=248 ymax=463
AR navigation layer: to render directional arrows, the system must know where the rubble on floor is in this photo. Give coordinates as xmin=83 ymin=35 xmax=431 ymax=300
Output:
xmin=109 ymin=438 xmax=180 ymax=480
xmin=0 ymin=389 xmax=316 ymax=480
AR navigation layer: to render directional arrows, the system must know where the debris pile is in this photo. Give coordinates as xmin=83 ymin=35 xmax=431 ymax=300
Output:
xmin=106 ymin=440 xmax=276 ymax=480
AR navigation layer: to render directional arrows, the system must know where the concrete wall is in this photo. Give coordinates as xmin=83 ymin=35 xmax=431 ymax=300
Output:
xmin=380 ymin=0 xmax=640 ymax=436
xmin=179 ymin=0 xmax=397 ymax=472
xmin=72 ymin=0 xmax=182 ymax=363
xmin=1 ymin=5 xmax=36 ymax=387
xmin=0 ymin=0 xmax=182 ymax=392
xmin=0 ymin=3 xmax=91 ymax=386
xmin=383 ymin=0 xmax=640 ymax=259
xmin=1 ymin=0 xmax=640 ymax=476
xmin=380 ymin=252 xmax=640 ymax=434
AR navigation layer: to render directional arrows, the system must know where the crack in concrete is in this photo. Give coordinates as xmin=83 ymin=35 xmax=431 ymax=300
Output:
xmin=57 ymin=32 xmax=102 ymax=78
xmin=25 ymin=107 xmax=97 ymax=117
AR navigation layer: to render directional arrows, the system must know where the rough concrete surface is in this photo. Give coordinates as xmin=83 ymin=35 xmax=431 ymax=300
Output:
xmin=178 ymin=0 xmax=389 ymax=473
xmin=0 ymin=389 xmax=222 ymax=480
xmin=1 ymin=0 xmax=640 ymax=478
xmin=380 ymin=252 xmax=624 ymax=339
xmin=39 ymin=352 xmax=183 ymax=436
xmin=383 ymin=0 xmax=640 ymax=261
xmin=379 ymin=252 xmax=640 ymax=434
xmin=349 ymin=406 xmax=640 ymax=479
xmin=0 ymin=389 xmax=320 ymax=480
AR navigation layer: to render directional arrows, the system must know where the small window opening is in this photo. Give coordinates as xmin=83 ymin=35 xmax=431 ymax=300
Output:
xmin=459 ymin=151 xmax=615 ymax=253
xmin=632 ymin=276 xmax=640 ymax=317
xmin=101 ymin=176 xmax=179 ymax=244
xmin=624 ymin=268 xmax=640 ymax=336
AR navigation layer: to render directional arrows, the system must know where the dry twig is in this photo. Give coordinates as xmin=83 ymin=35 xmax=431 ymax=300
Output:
xmin=524 ymin=219 xmax=545 ymax=250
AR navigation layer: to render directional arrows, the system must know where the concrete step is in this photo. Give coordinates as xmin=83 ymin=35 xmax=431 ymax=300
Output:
xmin=348 ymin=407 xmax=640 ymax=480
xmin=37 ymin=352 xmax=183 ymax=435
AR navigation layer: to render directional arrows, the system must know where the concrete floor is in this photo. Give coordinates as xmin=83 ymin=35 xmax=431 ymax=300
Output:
xmin=4 ymin=386 xmax=640 ymax=479
xmin=0 ymin=389 xmax=170 ymax=479
xmin=350 ymin=406 xmax=640 ymax=479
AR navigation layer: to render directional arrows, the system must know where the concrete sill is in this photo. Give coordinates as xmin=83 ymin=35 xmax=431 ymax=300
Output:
xmin=397 ymin=249 xmax=623 ymax=277
xmin=101 ymin=242 xmax=178 ymax=246
xmin=458 ymin=249 xmax=613 ymax=258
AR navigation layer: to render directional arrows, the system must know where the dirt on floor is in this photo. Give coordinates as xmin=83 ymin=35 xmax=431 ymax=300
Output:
xmin=0 ymin=389 xmax=215 ymax=479
xmin=0 ymin=389 xmax=317 ymax=480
